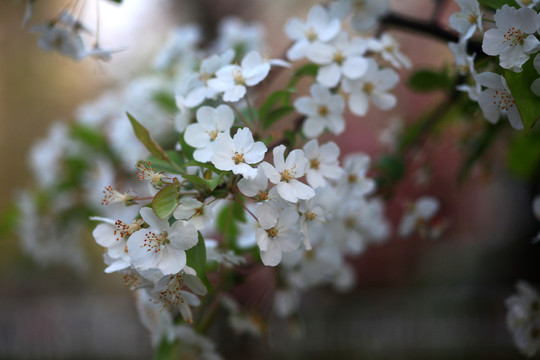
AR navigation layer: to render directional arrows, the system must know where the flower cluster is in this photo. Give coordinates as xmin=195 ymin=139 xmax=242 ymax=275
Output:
xmin=450 ymin=1 xmax=540 ymax=130
xmin=26 ymin=0 xmax=118 ymax=61
xmin=17 ymin=0 xmax=540 ymax=358
xmin=506 ymin=281 xmax=540 ymax=357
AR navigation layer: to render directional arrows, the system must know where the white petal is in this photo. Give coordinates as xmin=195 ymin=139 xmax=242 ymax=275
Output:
xmin=260 ymin=241 xmax=282 ymax=266
xmin=348 ymin=91 xmax=369 ymax=116
xmin=342 ymin=56 xmax=368 ymax=79
xmin=169 ymin=220 xmax=198 ymax=251
xmin=316 ymin=63 xmax=342 ymax=88
xmin=158 ymin=246 xmax=187 ymax=274
xmin=290 ymin=179 xmax=316 ymax=200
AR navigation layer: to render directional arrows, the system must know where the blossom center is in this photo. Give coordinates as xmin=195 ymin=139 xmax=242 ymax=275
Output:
xmin=354 ymin=1 xmax=366 ymax=11
xmin=333 ymin=51 xmax=345 ymax=65
xmin=344 ymin=216 xmax=356 ymax=229
xmin=305 ymin=27 xmax=317 ymax=42
xmin=142 ymin=231 xmax=169 ymax=253
xmin=266 ymin=227 xmax=278 ymax=238
xmin=280 ymin=167 xmax=297 ymax=182
xmin=492 ymin=90 xmax=516 ymax=112
xmin=467 ymin=14 xmax=477 ymax=25
xmin=232 ymin=68 xmax=245 ymax=84
xmin=384 ymin=44 xmax=394 ymax=52
xmin=159 ymin=274 xmax=186 ymax=311
xmin=503 ymin=27 xmax=526 ymax=47
xmin=363 ymin=82 xmax=375 ymax=94
xmin=348 ymin=174 xmax=358 ymax=183
xmin=310 ymin=158 xmax=320 ymax=169
xmin=305 ymin=211 xmax=317 ymax=221
xmin=257 ymin=190 xmax=269 ymax=201
xmin=206 ymin=129 xmax=219 ymax=141
xmin=318 ymin=105 xmax=329 ymax=117
xmin=233 ymin=152 xmax=245 ymax=164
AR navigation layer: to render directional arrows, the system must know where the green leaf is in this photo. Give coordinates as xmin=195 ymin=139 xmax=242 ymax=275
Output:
xmin=216 ymin=199 xmax=246 ymax=249
xmin=506 ymin=132 xmax=540 ymax=179
xmin=459 ymin=121 xmax=504 ymax=182
xmin=505 ymin=58 xmax=540 ymax=131
xmin=408 ymin=68 xmax=452 ymax=93
xmin=147 ymin=151 xmax=185 ymax=174
xmin=376 ymin=154 xmax=405 ymax=182
xmin=186 ymin=232 xmax=210 ymax=289
xmin=183 ymin=173 xmax=225 ymax=191
xmin=284 ymin=129 xmax=296 ymax=147
xmin=152 ymin=185 xmax=179 ymax=220
xmin=179 ymin=133 xmax=195 ymax=162
xmin=258 ymin=89 xmax=296 ymax=122
xmin=478 ymin=0 xmax=517 ymax=10
xmin=70 ymin=123 xmax=109 ymax=151
xmin=153 ymin=339 xmax=177 ymax=360
xmin=0 ymin=202 xmax=20 ymax=238
xmin=204 ymin=173 xmax=225 ymax=191
xmin=153 ymin=91 xmax=177 ymax=113
xmin=127 ymin=112 xmax=171 ymax=162
xmin=288 ymin=63 xmax=319 ymax=87
xmin=263 ymin=106 xmax=295 ymax=129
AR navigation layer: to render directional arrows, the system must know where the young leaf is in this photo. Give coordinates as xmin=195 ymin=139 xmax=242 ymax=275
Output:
xmin=216 ymin=199 xmax=246 ymax=249
xmin=179 ymin=133 xmax=195 ymax=162
xmin=506 ymin=131 xmax=540 ymax=180
xmin=376 ymin=154 xmax=405 ymax=182
xmin=153 ymin=91 xmax=177 ymax=113
xmin=186 ymin=232 xmax=211 ymax=289
xmin=127 ymin=112 xmax=171 ymax=162
xmin=408 ymin=68 xmax=452 ymax=93
xmin=147 ymin=151 xmax=186 ymax=174
xmin=153 ymin=339 xmax=177 ymax=360
xmin=70 ymin=123 xmax=109 ymax=152
xmin=478 ymin=0 xmax=517 ymax=10
xmin=263 ymin=106 xmax=295 ymax=129
xmin=152 ymin=184 xmax=178 ymax=220
xmin=458 ymin=121 xmax=504 ymax=182
xmin=258 ymin=89 xmax=296 ymax=122
xmin=288 ymin=63 xmax=319 ymax=87
xmin=0 ymin=202 xmax=20 ymax=238
xmin=505 ymin=58 xmax=540 ymax=131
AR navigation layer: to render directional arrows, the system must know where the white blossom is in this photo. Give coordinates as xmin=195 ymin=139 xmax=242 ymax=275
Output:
xmin=260 ymin=145 xmax=315 ymax=203
xmin=173 ymin=198 xmax=214 ymax=231
xmin=31 ymin=24 xmax=86 ymax=61
xmin=329 ymin=0 xmax=389 ymax=32
xmin=506 ymin=281 xmax=540 ymax=357
xmin=237 ymin=167 xmax=270 ymax=201
xmin=342 ymin=59 xmax=399 ymax=116
xmin=184 ymin=105 xmax=234 ymax=162
xmin=127 ymin=208 xmax=198 ymax=275
xmin=211 ymin=128 xmax=267 ymax=179
xmin=181 ymin=49 xmax=235 ymax=108
xmin=255 ymin=202 xmax=302 ymax=266
xmin=303 ymin=139 xmax=344 ymax=189
xmin=91 ymin=217 xmax=142 ymax=273
xmin=482 ymin=5 xmax=540 ymax=72
xmin=306 ymin=31 xmax=369 ymax=87
xmin=337 ymin=153 xmax=375 ymax=197
xmin=398 ymin=196 xmax=440 ymax=238
xmin=294 ymin=84 xmax=345 ymax=138
xmin=208 ymin=51 xmax=271 ymax=102
xmin=476 ymin=72 xmax=523 ymax=129
xmin=284 ymin=5 xmax=341 ymax=61
xmin=368 ymin=33 xmax=411 ymax=69
xmin=531 ymin=54 xmax=540 ymax=97
xmin=449 ymin=0 xmax=483 ymax=42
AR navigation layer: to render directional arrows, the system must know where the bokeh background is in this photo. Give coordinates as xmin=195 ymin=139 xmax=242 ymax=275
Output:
xmin=1 ymin=0 xmax=539 ymax=358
